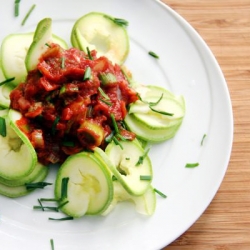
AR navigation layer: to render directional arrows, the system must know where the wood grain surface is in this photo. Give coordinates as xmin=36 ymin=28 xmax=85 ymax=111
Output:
xmin=160 ymin=0 xmax=250 ymax=249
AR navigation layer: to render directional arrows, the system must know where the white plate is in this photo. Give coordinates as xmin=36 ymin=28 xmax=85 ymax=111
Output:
xmin=0 ymin=0 xmax=233 ymax=249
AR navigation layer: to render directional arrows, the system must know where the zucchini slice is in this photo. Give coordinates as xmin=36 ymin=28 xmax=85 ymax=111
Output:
xmin=0 ymin=109 xmax=37 ymax=180
xmin=54 ymin=151 xmax=113 ymax=218
xmin=71 ymin=12 xmax=129 ymax=65
xmin=103 ymin=140 xmax=153 ymax=196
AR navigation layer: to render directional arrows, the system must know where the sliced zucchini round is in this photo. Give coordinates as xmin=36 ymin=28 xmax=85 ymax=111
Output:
xmin=0 ymin=109 xmax=37 ymax=180
xmin=104 ymin=140 xmax=153 ymax=196
xmin=54 ymin=151 xmax=113 ymax=218
xmin=71 ymin=12 xmax=129 ymax=65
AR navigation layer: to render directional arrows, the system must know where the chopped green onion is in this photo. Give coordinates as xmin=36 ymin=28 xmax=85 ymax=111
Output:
xmin=57 ymin=200 xmax=69 ymax=209
xmin=50 ymin=239 xmax=55 ymax=250
xmin=98 ymin=87 xmax=110 ymax=100
xmin=121 ymin=67 xmax=134 ymax=86
xmin=61 ymin=177 xmax=69 ymax=200
xmin=83 ymin=66 xmax=91 ymax=81
xmin=136 ymin=148 xmax=150 ymax=166
xmin=140 ymin=175 xmax=152 ymax=181
xmin=52 ymin=116 xmax=60 ymax=135
xmin=25 ymin=182 xmax=52 ymax=190
xmin=49 ymin=216 xmax=74 ymax=221
xmin=40 ymin=198 xmax=60 ymax=202
xmin=100 ymin=98 xmax=112 ymax=106
xmin=112 ymin=175 xmax=118 ymax=181
xmin=33 ymin=205 xmax=59 ymax=212
xmin=103 ymin=15 xmax=129 ymax=27
xmin=86 ymin=47 xmax=93 ymax=60
xmin=45 ymin=43 xmax=51 ymax=48
xmin=113 ymin=136 xmax=123 ymax=150
xmin=148 ymin=51 xmax=159 ymax=59
xmin=185 ymin=163 xmax=199 ymax=168
xmin=38 ymin=199 xmax=44 ymax=211
xmin=125 ymin=157 xmax=130 ymax=160
xmin=14 ymin=0 xmax=21 ymax=17
xmin=110 ymin=113 xmax=119 ymax=134
xmin=149 ymin=106 xmax=174 ymax=116
xmin=0 ymin=117 xmax=7 ymax=137
xmin=201 ymin=134 xmax=207 ymax=146
xmin=149 ymin=93 xmax=163 ymax=107
xmin=21 ymin=4 xmax=36 ymax=26
xmin=116 ymin=133 xmax=127 ymax=141
xmin=154 ymin=188 xmax=167 ymax=198
xmin=0 ymin=77 xmax=15 ymax=86
xmin=61 ymin=57 xmax=65 ymax=69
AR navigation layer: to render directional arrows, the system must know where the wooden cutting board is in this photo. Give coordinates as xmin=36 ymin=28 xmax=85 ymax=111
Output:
xmin=160 ymin=0 xmax=250 ymax=249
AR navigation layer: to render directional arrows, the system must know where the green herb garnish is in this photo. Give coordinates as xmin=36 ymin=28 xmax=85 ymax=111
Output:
xmin=201 ymin=134 xmax=207 ymax=146
xmin=45 ymin=43 xmax=51 ymax=48
xmin=86 ymin=47 xmax=93 ymax=60
xmin=21 ymin=4 xmax=36 ymax=26
xmin=25 ymin=182 xmax=52 ymax=190
xmin=0 ymin=117 xmax=7 ymax=137
xmin=148 ymin=51 xmax=159 ymax=59
xmin=98 ymin=87 xmax=110 ymax=100
xmin=50 ymin=239 xmax=55 ymax=250
xmin=110 ymin=113 xmax=119 ymax=134
xmin=149 ymin=106 xmax=174 ymax=116
xmin=49 ymin=216 xmax=74 ymax=221
xmin=185 ymin=163 xmax=199 ymax=168
xmin=112 ymin=175 xmax=118 ymax=181
xmin=154 ymin=188 xmax=167 ymax=198
xmin=61 ymin=177 xmax=69 ymax=200
xmin=14 ymin=0 xmax=21 ymax=17
xmin=61 ymin=57 xmax=65 ymax=69
xmin=104 ymin=15 xmax=129 ymax=27
xmin=113 ymin=136 xmax=123 ymax=149
xmin=33 ymin=205 xmax=59 ymax=212
xmin=0 ymin=77 xmax=15 ymax=86
xmin=83 ymin=66 xmax=91 ymax=81
xmin=140 ymin=175 xmax=152 ymax=181
xmin=100 ymin=98 xmax=112 ymax=106
xmin=57 ymin=200 xmax=69 ymax=209
xmin=136 ymin=148 xmax=150 ymax=166
xmin=40 ymin=198 xmax=60 ymax=202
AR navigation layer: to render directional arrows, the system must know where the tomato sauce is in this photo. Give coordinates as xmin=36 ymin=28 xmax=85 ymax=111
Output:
xmin=10 ymin=44 xmax=138 ymax=165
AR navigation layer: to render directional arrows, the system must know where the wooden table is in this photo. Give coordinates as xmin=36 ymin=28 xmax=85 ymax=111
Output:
xmin=160 ymin=0 xmax=250 ymax=249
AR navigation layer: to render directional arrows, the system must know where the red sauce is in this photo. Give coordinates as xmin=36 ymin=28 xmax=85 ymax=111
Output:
xmin=10 ymin=44 xmax=138 ymax=165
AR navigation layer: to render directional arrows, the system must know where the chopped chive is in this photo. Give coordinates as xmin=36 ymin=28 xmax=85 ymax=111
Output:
xmin=185 ymin=163 xmax=199 ymax=168
xmin=83 ymin=66 xmax=91 ymax=81
xmin=61 ymin=57 xmax=65 ymax=69
xmin=45 ymin=43 xmax=51 ymax=48
xmin=86 ymin=47 xmax=93 ymax=60
xmin=38 ymin=199 xmax=44 ymax=211
xmin=148 ymin=51 xmax=159 ymax=59
xmin=100 ymin=98 xmax=112 ymax=106
xmin=21 ymin=4 xmax=36 ymax=26
xmin=201 ymin=134 xmax=207 ymax=146
xmin=33 ymin=205 xmax=59 ymax=212
xmin=103 ymin=15 xmax=129 ymax=27
xmin=149 ymin=106 xmax=174 ymax=116
xmin=125 ymin=157 xmax=130 ymax=160
xmin=110 ymin=113 xmax=119 ymax=134
xmin=98 ymin=87 xmax=110 ymax=100
xmin=112 ymin=175 xmax=118 ymax=181
xmin=50 ymin=239 xmax=55 ymax=250
xmin=116 ymin=133 xmax=127 ymax=141
xmin=136 ymin=148 xmax=150 ymax=166
xmin=25 ymin=182 xmax=52 ymax=190
xmin=140 ymin=175 xmax=152 ymax=181
xmin=52 ymin=116 xmax=60 ymax=135
xmin=121 ymin=67 xmax=134 ymax=86
xmin=40 ymin=198 xmax=60 ymax=202
xmin=154 ymin=188 xmax=167 ymax=198
xmin=14 ymin=0 xmax=21 ymax=17
xmin=49 ymin=216 xmax=74 ymax=221
xmin=61 ymin=177 xmax=69 ymax=200
xmin=0 ymin=117 xmax=7 ymax=137
xmin=57 ymin=200 xmax=69 ymax=209
xmin=149 ymin=93 xmax=163 ymax=107
xmin=113 ymin=136 xmax=123 ymax=150
xmin=0 ymin=77 xmax=15 ymax=86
